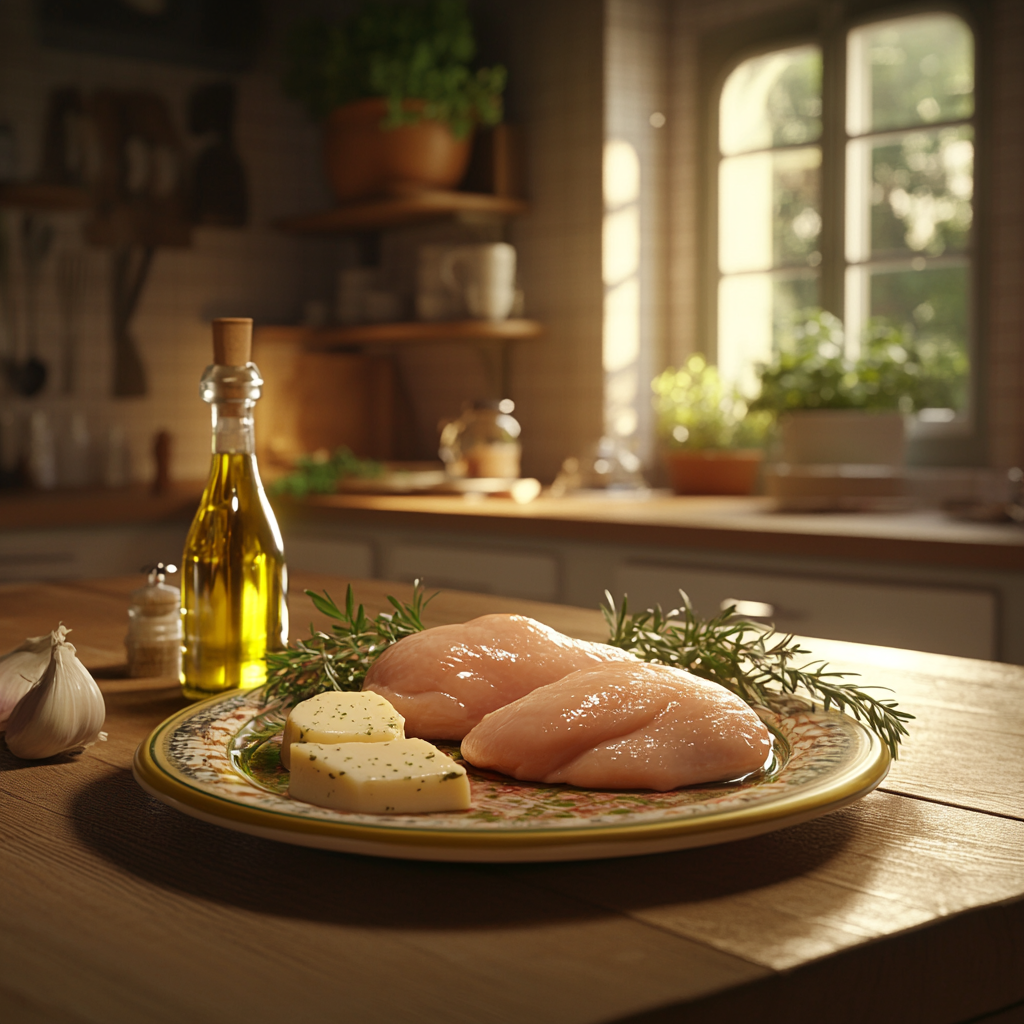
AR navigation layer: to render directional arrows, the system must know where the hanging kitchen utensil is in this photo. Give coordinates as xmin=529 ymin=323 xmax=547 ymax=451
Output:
xmin=110 ymin=244 xmax=153 ymax=396
xmin=10 ymin=214 xmax=53 ymax=397
xmin=188 ymin=81 xmax=248 ymax=227
xmin=56 ymin=248 xmax=86 ymax=395
xmin=37 ymin=87 xmax=89 ymax=187
xmin=0 ymin=213 xmax=16 ymax=392
xmin=85 ymin=90 xmax=191 ymax=397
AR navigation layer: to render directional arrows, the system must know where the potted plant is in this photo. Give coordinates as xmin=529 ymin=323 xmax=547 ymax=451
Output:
xmin=652 ymin=355 xmax=771 ymax=495
xmin=284 ymin=0 xmax=506 ymax=203
xmin=750 ymin=309 xmax=968 ymax=465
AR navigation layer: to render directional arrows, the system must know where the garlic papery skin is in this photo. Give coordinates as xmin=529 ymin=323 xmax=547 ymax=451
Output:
xmin=0 ymin=633 xmax=51 ymax=725
xmin=5 ymin=628 xmax=106 ymax=760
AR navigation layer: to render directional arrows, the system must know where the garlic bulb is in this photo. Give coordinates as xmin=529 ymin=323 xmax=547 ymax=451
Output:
xmin=0 ymin=633 xmax=51 ymax=724
xmin=5 ymin=626 xmax=106 ymax=760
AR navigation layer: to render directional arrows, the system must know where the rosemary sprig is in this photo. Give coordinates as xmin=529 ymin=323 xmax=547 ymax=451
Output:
xmin=602 ymin=589 xmax=912 ymax=759
xmin=263 ymin=581 xmax=433 ymax=706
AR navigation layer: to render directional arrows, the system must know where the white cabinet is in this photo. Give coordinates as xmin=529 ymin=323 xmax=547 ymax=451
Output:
xmin=615 ymin=562 xmax=998 ymax=660
xmin=383 ymin=542 xmax=559 ymax=601
xmin=0 ymin=525 xmax=189 ymax=583
xmin=283 ymin=536 xmax=375 ymax=579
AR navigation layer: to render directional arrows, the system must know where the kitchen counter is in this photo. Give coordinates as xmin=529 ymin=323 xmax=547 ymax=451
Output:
xmin=293 ymin=493 xmax=1024 ymax=571
xmin=279 ymin=495 xmax=1024 ymax=664
xmin=0 ymin=484 xmax=205 ymax=583
xmin=1 ymin=573 xmax=1022 ymax=1023
xmin=0 ymin=483 xmax=203 ymax=532
xmin=5 ymin=488 xmax=1023 ymax=659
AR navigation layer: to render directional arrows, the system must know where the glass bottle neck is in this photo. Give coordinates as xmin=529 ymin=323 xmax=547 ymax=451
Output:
xmin=199 ymin=363 xmax=263 ymax=456
xmin=211 ymin=402 xmax=255 ymax=454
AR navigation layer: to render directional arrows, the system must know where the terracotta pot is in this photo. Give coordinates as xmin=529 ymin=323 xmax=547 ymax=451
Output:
xmin=323 ymin=98 xmax=472 ymax=203
xmin=664 ymin=449 xmax=763 ymax=496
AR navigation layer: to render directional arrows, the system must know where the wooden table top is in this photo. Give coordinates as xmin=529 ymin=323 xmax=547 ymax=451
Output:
xmin=1 ymin=574 xmax=1022 ymax=1024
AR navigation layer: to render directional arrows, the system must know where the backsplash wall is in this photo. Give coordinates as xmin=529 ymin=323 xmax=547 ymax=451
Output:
xmin=0 ymin=0 xmax=340 ymax=486
xmin=0 ymin=0 xmax=610 ymax=489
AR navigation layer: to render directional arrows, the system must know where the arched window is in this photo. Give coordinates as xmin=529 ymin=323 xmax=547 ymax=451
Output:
xmin=714 ymin=11 xmax=975 ymax=430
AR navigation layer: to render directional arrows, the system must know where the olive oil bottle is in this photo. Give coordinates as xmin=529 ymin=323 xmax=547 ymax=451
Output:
xmin=180 ymin=318 xmax=288 ymax=699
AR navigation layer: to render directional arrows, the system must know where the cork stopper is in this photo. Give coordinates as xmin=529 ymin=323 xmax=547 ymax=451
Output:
xmin=212 ymin=318 xmax=253 ymax=366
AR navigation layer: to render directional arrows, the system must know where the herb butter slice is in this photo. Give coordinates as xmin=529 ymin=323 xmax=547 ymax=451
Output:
xmin=288 ymin=738 xmax=471 ymax=813
xmin=280 ymin=691 xmax=404 ymax=770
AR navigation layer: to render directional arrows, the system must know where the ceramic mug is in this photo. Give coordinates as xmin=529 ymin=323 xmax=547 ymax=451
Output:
xmin=440 ymin=243 xmax=517 ymax=321
xmin=415 ymin=244 xmax=463 ymax=321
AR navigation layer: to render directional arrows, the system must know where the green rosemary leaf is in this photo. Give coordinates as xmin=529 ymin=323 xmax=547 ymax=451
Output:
xmin=308 ymin=590 xmax=343 ymax=620
xmin=262 ymin=580 xmax=435 ymax=707
xmin=601 ymin=590 xmax=912 ymax=759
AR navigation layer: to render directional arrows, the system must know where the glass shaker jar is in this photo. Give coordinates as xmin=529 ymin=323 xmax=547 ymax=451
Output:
xmin=439 ymin=400 xmax=522 ymax=479
xmin=126 ymin=564 xmax=182 ymax=678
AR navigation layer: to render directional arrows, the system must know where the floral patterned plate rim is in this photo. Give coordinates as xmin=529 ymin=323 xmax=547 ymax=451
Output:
xmin=133 ymin=687 xmax=889 ymax=863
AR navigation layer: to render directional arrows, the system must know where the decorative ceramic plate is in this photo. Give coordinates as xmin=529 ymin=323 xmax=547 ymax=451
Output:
xmin=133 ymin=689 xmax=890 ymax=863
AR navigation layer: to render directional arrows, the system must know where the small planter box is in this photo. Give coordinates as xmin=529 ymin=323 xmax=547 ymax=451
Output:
xmin=778 ymin=410 xmax=906 ymax=466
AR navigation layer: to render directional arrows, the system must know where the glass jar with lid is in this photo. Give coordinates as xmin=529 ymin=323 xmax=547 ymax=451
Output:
xmin=439 ymin=399 xmax=521 ymax=479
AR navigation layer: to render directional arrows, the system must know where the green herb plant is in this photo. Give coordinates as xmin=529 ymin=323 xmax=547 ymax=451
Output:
xmin=751 ymin=307 xmax=968 ymax=414
xmin=283 ymin=0 xmax=506 ymax=138
xmin=270 ymin=447 xmax=383 ymax=500
xmin=264 ymin=583 xmax=434 ymax=705
xmin=602 ymin=591 xmax=912 ymax=759
xmin=264 ymin=581 xmax=911 ymax=759
xmin=652 ymin=354 xmax=771 ymax=450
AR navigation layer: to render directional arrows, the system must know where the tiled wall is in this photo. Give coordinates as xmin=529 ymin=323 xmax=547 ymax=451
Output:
xmin=605 ymin=0 xmax=669 ymax=467
xmin=986 ymin=0 xmax=1024 ymax=469
xmin=0 ymin=0 xmax=339 ymax=485
xmin=458 ymin=0 xmax=607 ymax=482
xmin=0 ymin=0 xmax=610 ymax=488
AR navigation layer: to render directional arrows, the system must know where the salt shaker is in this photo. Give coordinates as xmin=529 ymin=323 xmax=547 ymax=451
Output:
xmin=126 ymin=564 xmax=182 ymax=678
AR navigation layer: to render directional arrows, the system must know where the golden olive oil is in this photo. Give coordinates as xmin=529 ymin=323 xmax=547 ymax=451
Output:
xmin=180 ymin=318 xmax=288 ymax=700
xmin=181 ymin=453 xmax=287 ymax=698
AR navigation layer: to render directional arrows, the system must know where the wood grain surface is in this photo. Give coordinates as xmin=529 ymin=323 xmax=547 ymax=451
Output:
xmin=1 ymin=574 xmax=1023 ymax=1024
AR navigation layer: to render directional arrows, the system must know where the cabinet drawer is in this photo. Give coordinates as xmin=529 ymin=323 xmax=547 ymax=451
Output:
xmin=283 ymin=537 xmax=374 ymax=579
xmin=0 ymin=525 xmax=188 ymax=583
xmin=384 ymin=543 xmax=558 ymax=601
xmin=616 ymin=563 xmax=997 ymax=660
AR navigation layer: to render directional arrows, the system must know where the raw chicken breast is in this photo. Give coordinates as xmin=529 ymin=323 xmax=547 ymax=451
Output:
xmin=362 ymin=614 xmax=636 ymax=740
xmin=460 ymin=662 xmax=772 ymax=791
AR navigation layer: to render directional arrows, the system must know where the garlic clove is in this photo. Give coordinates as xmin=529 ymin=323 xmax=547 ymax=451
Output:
xmin=0 ymin=633 xmax=52 ymax=725
xmin=5 ymin=627 xmax=106 ymax=760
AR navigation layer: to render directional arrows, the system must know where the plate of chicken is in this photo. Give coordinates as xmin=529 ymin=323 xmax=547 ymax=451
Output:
xmin=133 ymin=613 xmax=890 ymax=862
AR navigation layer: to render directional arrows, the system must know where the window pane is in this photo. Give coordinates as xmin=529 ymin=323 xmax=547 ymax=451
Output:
xmin=847 ymin=261 xmax=970 ymax=410
xmin=847 ymin=14 xmax=974 ymax=136
xmin=720 ymin=45 xmax=822 ymax=156
xmin=720 ymin=147 xmax=821 ymax=273
xmin=847 ymin=125 xmax=973 ymax=262
xmin=719 ymin=272 xmax=818 ymax=394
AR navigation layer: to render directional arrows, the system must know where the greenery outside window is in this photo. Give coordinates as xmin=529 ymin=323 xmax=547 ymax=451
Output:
xmin=709 ymin=5 xmax=978 ymax=460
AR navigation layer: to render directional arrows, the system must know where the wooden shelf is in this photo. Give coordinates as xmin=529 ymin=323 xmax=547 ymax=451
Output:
xmin=274 ymin=190 xmax=528 ymax=234
xmin=0 ymin=181 xmax=92 ymax=210
xmin=256 ymin=319 xmax=544 ymax=349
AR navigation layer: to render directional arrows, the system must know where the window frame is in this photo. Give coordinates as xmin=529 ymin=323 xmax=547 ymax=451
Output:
xmin=699 ymin=0 xmax=991 ymax=466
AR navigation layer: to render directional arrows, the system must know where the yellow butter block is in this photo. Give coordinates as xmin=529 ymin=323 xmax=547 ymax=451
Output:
xmin=280 ymin=690 xmax=404 ymax=770
xmin=288 ymin=738 xmax=471 ymax=814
